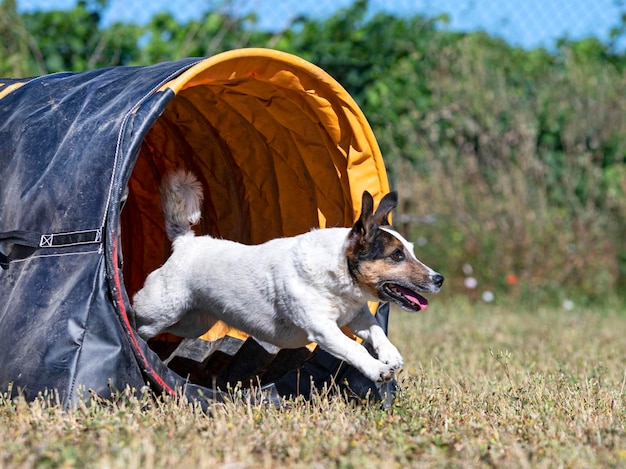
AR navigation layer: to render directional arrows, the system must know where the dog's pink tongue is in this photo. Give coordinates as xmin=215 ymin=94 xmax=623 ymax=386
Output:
xmin=410 ymin=294 xmax=428 ymax=310
xmin=399 ymin=286 xmax=428 ymax=310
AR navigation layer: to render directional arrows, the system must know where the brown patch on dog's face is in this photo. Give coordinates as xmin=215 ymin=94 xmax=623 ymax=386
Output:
xmin=346 ymin=191 xmax=444 ymax=311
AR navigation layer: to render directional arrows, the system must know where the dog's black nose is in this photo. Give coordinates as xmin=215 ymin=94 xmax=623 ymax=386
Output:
xmin=432 ymin=274 xmax=444 ymax=288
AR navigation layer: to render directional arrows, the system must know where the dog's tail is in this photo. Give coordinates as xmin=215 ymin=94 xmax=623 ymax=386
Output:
xmin=161 ymin=170 xmax=204 ymax=242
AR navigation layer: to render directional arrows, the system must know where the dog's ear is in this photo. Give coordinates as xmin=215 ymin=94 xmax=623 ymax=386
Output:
xmin=373 ymin=191 xmax=398 ymax=226
xmin=359 ymin=190 xmax=376 ymax=232
xmin=347 ymin=191 xmax=398 ymax=267
xmin=351 ymin=190 xmax=397 ymax=237
xmin=349 ymin=191 xmax=374 ymax=243
xmin=361 ymin=190 xmax=375 ymax=224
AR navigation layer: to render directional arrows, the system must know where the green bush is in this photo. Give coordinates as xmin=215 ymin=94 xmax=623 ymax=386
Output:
xmin=374 ymin=33 xmax=626 ymax=303
xmin=1 ymin=0 xmax=624 ymax=301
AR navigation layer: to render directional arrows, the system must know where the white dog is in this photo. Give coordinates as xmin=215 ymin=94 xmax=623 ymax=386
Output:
xmin=133 ymin=170 xmax=443 ymax=383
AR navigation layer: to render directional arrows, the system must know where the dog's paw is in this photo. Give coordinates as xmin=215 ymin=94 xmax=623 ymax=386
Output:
xmin=368 ymin=362 xmax=398 ymax=383
xmin=377 ymin=344 xmax=404 ymax=371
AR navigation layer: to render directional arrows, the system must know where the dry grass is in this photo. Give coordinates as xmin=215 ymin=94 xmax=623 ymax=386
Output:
xmin=1 ymin=297 xmax=625 ymax=468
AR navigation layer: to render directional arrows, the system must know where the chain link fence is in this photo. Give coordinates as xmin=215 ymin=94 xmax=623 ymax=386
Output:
xmin=18 ymin=0 xmax=626 ymax=50
xmin=8 ymin=0 xmax=626 ymax=298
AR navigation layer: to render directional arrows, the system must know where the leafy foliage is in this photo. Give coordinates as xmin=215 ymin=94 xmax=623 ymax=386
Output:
xmin=0 ymin=0 xmax=624 ymax=300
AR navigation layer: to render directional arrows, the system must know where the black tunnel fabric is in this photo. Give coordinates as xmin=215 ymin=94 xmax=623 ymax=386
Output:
xmin=0 ymin=50 xmax=394 ymax=407
xmin=0 ymin=59 xmax=204 ymax=404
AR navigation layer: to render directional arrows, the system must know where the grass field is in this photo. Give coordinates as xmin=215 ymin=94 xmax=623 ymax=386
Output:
xmin=1 ymin=297 xmax=625 ymax=468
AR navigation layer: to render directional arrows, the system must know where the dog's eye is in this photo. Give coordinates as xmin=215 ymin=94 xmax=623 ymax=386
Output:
xmin=390 ymin=248 xmax=405 ymax=262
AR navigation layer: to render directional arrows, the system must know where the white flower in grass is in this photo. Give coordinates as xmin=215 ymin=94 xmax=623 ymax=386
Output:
xmin=482 ymin=291 xmax=495 ymax=303
xmin=464 ymin=276 xmax=478 ymax=289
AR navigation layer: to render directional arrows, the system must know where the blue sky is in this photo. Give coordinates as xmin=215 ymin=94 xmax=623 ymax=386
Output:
xmin=16 ymin=0 xmax=626 ymax=50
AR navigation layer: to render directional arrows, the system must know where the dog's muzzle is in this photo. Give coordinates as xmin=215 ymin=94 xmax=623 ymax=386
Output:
xmin=378 ymin=274 xmax=444 ymax=312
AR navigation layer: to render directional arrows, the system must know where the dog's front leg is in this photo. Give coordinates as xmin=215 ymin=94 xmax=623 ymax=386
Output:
xmin=308 ymin=321 xmax=398 ymax=383
xmin=347 ymin=307 xmax=404 ymax=372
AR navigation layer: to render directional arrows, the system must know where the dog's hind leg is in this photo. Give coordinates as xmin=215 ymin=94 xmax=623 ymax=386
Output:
xmin=306 ymin=320 xmax=399 ymax=382
xmin=346 ymin=307 xmax=404 ymax=372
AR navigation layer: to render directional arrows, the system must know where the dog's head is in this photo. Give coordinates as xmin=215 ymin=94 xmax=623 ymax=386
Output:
xmin=346 ymin=191 xmax=443 ymax=311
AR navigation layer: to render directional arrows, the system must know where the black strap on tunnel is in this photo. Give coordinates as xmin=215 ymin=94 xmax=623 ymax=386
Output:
xmin=0 ymin=228 xmax=102 ymax=267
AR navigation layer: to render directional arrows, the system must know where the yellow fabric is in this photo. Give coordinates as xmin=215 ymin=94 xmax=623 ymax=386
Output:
xmin=121 ymin=49 xmax=389 ymax=343
xmin=0 ymin=82 xmax=25 ymax=100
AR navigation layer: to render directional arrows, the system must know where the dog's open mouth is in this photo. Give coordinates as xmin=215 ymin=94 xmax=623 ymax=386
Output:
xmin=380 ymin=282 xmax=428 ymax=312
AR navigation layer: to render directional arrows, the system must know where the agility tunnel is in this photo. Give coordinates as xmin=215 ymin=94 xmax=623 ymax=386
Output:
xmin=0 ymin=48 xmax=394 ymax=407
